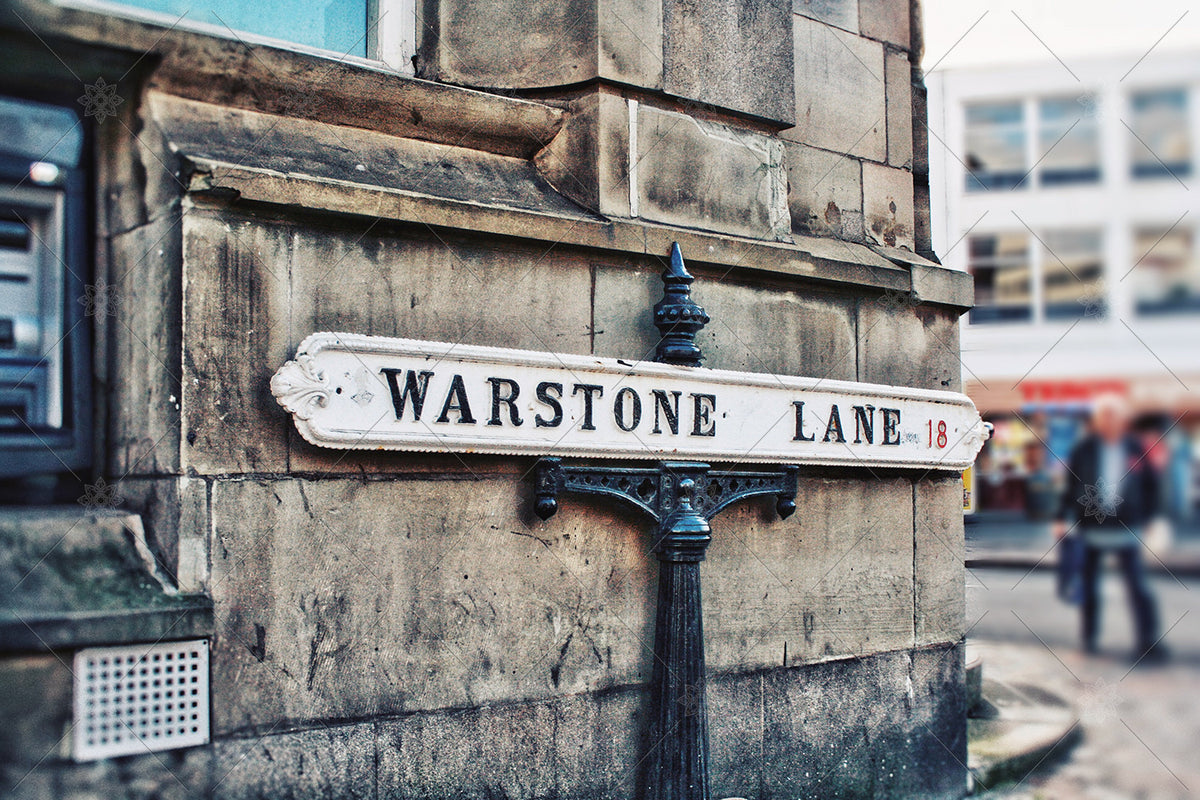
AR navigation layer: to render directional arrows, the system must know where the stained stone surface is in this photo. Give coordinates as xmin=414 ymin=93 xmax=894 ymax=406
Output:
xmin=2 ymin=646 xmax=965 ymax=799
xmin=790 ymin=15 xmax=888 ymax=161
xmin=662 ymin=0 xmax=795 ymax=124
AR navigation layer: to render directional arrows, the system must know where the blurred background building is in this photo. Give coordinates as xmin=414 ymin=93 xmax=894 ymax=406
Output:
xmin=928 ymin=50 xmax=1200 ymax=525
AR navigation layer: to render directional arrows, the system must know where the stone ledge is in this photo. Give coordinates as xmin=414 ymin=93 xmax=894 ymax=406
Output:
xmin=873 ymin=244 xmax=975 ymax=310
xmin=184 ymin=155 xmax=976 ymax=308
xmin=0 ymin=506 xmax=212 ymax=653
xmin=2 ymin=601 xmax=214 ymax=653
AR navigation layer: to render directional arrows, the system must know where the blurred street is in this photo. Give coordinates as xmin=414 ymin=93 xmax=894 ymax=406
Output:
xmin=968 ymin=566 xmax=1199 ymax=799
xmin=966 ymin=516 xmax=1200 ymax=573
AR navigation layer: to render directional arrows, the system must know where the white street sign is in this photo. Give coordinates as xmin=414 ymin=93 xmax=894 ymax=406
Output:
xmin=271 ymin=332 xmax=988 ymax=469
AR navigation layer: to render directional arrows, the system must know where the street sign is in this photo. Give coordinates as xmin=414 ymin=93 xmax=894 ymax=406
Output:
xmin=271 ymin=331 xmax=988 ymax=470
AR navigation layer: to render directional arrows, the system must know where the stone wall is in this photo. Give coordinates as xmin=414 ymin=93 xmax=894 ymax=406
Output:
xmin=0 ymin=0 xmax=972 ymax=797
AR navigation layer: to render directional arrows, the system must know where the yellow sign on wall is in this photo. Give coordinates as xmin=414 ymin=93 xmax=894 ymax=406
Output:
xmin=963 ymin=466 xmax=976 ymax=514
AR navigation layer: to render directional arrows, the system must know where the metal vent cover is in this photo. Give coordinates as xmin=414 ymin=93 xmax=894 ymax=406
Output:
xmin=73 ymin=639 xmax=210 ymax=761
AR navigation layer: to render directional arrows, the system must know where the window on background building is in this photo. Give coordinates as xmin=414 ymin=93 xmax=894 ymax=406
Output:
xmin=1129 ymin=88 xmax=1191 ymax=180
xmin=0 ymin=96 xmax=91 ymax=479
xmin=83 ymin=0 xmax=414 ymax=68
xmin=1038 ymin=96 xmax=1101 ymax=186
xmin=968 ymin=233 xmax=1032 ymax=323
xmin=1133 ymin=227 xmax=1200 ymax=314
xmin=964 ymin=102 xmax=1027 ymax=191
xmin=1041 ymin=229 xmax=1105 ymax=320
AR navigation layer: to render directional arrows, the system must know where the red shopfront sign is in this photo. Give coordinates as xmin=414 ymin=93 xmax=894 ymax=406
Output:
xmin=1019 ymin=379 xmax=1127 ymax=405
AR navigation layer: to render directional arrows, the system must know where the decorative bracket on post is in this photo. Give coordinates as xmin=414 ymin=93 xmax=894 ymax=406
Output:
xmin=533 ymin=243 xmax=797 ymax=800
xmin=534 ymin=459 xmax=798 ymax=527
xmin=533 ymin=458 xmax=796 ymax=800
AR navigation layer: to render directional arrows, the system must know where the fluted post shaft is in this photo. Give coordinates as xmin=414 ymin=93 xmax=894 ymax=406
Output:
xmin=646 ymin=476 xmax=711 ymax=800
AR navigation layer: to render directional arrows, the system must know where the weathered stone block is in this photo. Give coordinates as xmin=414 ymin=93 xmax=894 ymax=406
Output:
xmin=762 ymin=645 xmax=966 ymax=799
xmin=593 ymin=263 xmax=857 ymax=381
xmin=2 ymin=725 xmax=210 ymax=800
xmin=97 ymin=92 xmax=181 ymax=239
xmin=207 ymin=476 xmax=655 ymax=734
xmin=183 ymin=210 xmax=594 ymax=476
xmin=663 ymin=0 xmax=795 ymax=124
xmin=113 ymin=476 xmax=209 ymax=592
xmin=212 ymin=723 xmax=373 ymax=800
xmin=57 ymin=748 xmax=211 ymax=800
xmin=909 ymin=643 xmax=968 ymax=799
xmin=862 ymin=161 xmax=915 ymax=250
xmin=286 ymin=223 xmax=594 ymax=356
xmin=886 ymin=49 xmax=914 ymax=168
xmin=376 ymin=688 xmax=644 ymax=800
xmin=793 ymin=0 xmax=858 ymax=32
xmin=790 ymin=16 xmax=887 ymax=161
xmin=181 ymin=209 xmax=291 ymax=475
xmin=109 ymin=211 xmax=183 ymax=477
xmin=421 ymin=0 xmax=598 ymax=88
xmin=857 ymin=299 xmax=961 ymax=391
xmin=784 ymin=140 xmax=865 ymax=241
xmin=0 ymin=655 xmax=72 ymax=770
xmin=285 ymin=225 xmax=594 ymax=473
xmin=916 ymin=477 xmax=966 ymax=645
xmin=707 ymin=670 xmax=764 ymax=798
xmin=859 ymin=0 xmax=911 ymax=49
xmin=535 ymin=91 xmax=632 ymax=218
xmin=634 ymin=104 xmax=788 ymax=241
xmin=703 ymin=477 xmax=915 ymax=671
xmin=912 ymin=74 xmax=931 ymax=176
xmin=598 ymin=0 xmax=665 ymax=88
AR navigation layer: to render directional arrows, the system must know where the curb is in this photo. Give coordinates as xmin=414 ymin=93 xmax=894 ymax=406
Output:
xmin=966 ymin=551 xmax=1200 ymax=578
xmin=967 ymin=676 xmax=1081 ymax=795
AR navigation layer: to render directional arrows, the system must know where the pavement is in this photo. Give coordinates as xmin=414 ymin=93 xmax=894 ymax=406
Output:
xmin=969 ymin=638 xmax=1200 ymax=800
xmin=965 ymin=566 xmax=1200 ymax=799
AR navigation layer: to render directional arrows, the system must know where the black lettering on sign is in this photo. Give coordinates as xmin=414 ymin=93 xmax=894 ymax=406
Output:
xmin=690 ymin=393 xmax=716 ymax=437
xmin=651 ymin=390 xmax=681 ymax=435
xmin=613 ymin=387 xmax=642 ymax=432
xmin=572 ymin=384 xmax=604 ymax=431
xmin=436 ymin=374 xmax=477 ymax=424
xmin=487 ymin=377 xmax=524 ymax=427
xmin=852 ymin=405 xmax=875 ymax=444
xmin=822 ymin=405 xmax=846 ymax=443
xmin=882 ymin=408 xmax=901 ymax=445
xmin=792 ymin=401 xmax=815 ymax=442
xmin=380 ymin=368 xmax=433 ymax=421
xmin=534 ymin=382 xmax=563 ymax=428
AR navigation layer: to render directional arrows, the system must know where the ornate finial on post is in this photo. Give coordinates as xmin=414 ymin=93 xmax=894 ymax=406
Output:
xmin=654 ymin=243 xmax=709 ymax=367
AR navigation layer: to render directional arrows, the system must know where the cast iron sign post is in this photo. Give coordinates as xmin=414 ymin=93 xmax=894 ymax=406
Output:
xmin=271 ymin=244 xmax=990 ymax=800
xmin=532 ymin=245 xmax=799 ymax=800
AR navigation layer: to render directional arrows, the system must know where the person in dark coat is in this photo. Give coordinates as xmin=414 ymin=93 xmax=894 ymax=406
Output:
xmin=1053 ymin=393 xmax=1168 ymax=663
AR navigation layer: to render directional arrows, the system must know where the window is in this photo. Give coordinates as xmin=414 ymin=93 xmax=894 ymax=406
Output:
xmin=83 ymin=0 xmax=414 ymax=70
xmin=0 ymin=96 xmax=90 ymax=479
xmin=1038 ymin=96 xmax=1100 ymax=186
xmin=968 ymin=233 xmax=1032 ymax=323
xmin=1128 ymin=88 xmax=1191 ymax=180
xmin=1040 ymin=229 xmax=1105 ymax=320
xmin=965 ymin=102 xmax=1026 ymax=191
xmin=1132 ymin=227 xmax=1200 ymax=314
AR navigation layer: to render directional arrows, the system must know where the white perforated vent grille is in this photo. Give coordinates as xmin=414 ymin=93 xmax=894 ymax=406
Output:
xmin=73 ymin=639 xmax=210 ymax=761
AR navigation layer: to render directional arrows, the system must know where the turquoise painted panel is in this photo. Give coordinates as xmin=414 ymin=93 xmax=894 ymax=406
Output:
xmin=111 ymin=0 xmax=369 ymax=57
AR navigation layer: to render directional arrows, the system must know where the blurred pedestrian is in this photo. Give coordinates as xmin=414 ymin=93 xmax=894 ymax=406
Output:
xmin=1053 ymin=393 xmax=1168 ymax=664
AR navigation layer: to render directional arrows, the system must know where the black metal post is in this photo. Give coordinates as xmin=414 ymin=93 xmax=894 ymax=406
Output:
xmin=649 ymin=247 xmax=711 ymax=800
xmin=532 ymin=245 xmax=798 ymax=800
